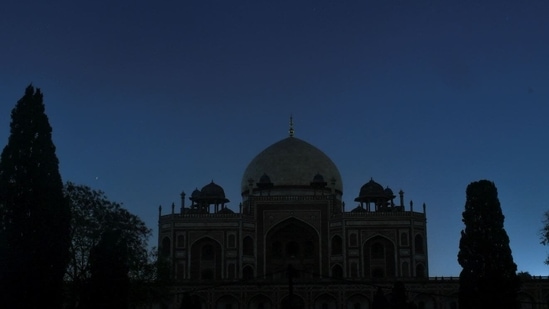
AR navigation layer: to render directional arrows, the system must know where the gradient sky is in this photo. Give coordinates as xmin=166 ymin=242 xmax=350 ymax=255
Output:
xmin=1 ymin=0 xmax=549 ymax=276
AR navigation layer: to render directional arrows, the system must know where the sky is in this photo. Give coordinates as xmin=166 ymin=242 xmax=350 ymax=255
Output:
xmin=1 ymin=0 xmax=549 ymax=277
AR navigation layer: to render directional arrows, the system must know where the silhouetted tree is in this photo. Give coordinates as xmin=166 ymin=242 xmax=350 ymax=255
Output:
xmin=0 ymin=85 xmax=71 ymax=308
xmin=539 ymin=211 xmax=549 ymax=264
xmin=84 ymin=229 xmax=129 ymax=309
xmin=457 ymin=180 xmax=519 ymax=309
xmin=63 ymin=182 xmax=151 ymax=308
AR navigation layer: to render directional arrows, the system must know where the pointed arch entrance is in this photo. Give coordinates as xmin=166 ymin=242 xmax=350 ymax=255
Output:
xmin=265 ymin=218 xmax=320 ymax=279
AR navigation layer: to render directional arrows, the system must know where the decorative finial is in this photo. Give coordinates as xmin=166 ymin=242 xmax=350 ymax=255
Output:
xmin=289 ymin=115 xmax=294 ymax=137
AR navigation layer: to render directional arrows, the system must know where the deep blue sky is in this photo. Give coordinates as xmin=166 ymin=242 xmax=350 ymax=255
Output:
xmin=1 ymin=0 xmax=549 ymax=276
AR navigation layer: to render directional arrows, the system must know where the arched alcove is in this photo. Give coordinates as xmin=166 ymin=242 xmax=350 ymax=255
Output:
xmin=265 ymin=218 xmax=319 ymax=278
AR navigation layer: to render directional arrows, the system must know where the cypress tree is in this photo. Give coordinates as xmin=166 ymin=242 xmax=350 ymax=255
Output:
xmin=457 ymin=180 xmax=519 ymax=309
xmin=0 ymin=85 xmax=71 ymax=308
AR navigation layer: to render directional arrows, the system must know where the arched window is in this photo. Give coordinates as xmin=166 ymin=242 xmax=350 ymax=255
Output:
xmin=415 ymin=234 xmax=424 ymax=254
xmin=243 ymin=236 xmax=254 ymax=256
xmin=350 ymin=233 xmax=358 ymax=247
xmin=402 ymin=261 xmax=410 ymax=277
xmin=331 ymin=235 xmax=342 ymax=255
xmin=201 ymin=244 xmax=214 ymax=260
xmin=332 ymin=264 xmax=343 ymax=279
xmin=176 ymin=262 xmax=184 ymax=279
xmin=243 ymin=265 xmax=254 ymax=280
xmin=228 ymin=264 xmax=235 ymax=279
xmin=416 ymin=263 xmax=425 ymax=278
xmin=177 ymin=234 xmax=185 ymax=248
xmin=400 ymin=232 xmax=408 ymax=246
xmin=161 ymin=237 xmax=171 ymax=257
xmin=364 ymin=236 xmax=396 ymax=279
xmin=350 ymin=262 xmax=358 ymax=278
xmin=371 ymin=242 xmax=384 ymax=259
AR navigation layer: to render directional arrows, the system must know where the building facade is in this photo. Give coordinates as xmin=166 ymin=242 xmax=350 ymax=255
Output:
xmin=158 ymin=129 xmax=549 ymax=309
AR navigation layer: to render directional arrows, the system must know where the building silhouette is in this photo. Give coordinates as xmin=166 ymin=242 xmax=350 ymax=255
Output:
xmin=158 ymin=122 xmax=548 ymax=309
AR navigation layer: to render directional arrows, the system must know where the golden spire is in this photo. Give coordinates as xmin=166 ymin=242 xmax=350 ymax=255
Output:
xmin=289 ymin=115 xmax=294 ymax=137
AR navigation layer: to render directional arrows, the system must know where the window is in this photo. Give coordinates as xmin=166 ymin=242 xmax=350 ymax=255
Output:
xmin=243 ymin=236 xmax=254 ymax=256
xmin=176 ymin=262 xmax=185 ymax=279
xmin=177 ymin=235 xmax=185 ymax=248
xmin=228 ymin=264 xmax=235 ymax=279
xmin=332 ymin=265 xmax=343 ymax=278
xmin=331 ymin=235 xmax=342 ymax=255
xmin=161 ymin=237 xmax=171 ymax=257
xmin=351 ymin=262 xmax=358 ymax=278
xmin=416 ymin=264 xmax=425 ymax=278
xmin=243 ymin=265 xmax=254 ymax=280
xmin=350 ymin=233 xmax=358 ymax=247
xmin=415 ymin=234 xmax=424 ymax=254
xmin=402 ymin=262 xmax=410 ymax=277
xmin=400 ymin=232 xmax=408 ymax=246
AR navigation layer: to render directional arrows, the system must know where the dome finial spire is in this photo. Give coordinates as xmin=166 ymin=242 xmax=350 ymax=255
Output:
xmin=289 ymin=115 xmax=295 ymax=137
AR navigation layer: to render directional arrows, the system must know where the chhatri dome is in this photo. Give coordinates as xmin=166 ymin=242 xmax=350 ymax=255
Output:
xmin=241 ymin=118 xmax=342 ymax=195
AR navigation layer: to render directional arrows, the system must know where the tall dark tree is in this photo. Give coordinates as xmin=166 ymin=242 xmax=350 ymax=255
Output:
xmin=457 ymin=180 xmax=519 ymax=309
xmin=83 ymin=229 xmax=129 ymax=309
xmin=0 ymin=85 xmax=71 ymax=308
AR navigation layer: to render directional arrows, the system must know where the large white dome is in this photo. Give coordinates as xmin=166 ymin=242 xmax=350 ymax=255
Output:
xmin=241 ymin=136 xmax=343 ymax=194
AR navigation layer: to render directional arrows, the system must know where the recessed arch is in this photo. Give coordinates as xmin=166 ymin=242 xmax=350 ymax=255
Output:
xmin=215 ymin=294 xmax=240 ymax=309
xmin=412 ymin=293 xmax=436 ymax=309
xmin=248 ymin=294 xmax=272 ymax=309
xmin=331 ymin=264 xmax=343 ymax=279
xmin=190 ymin=237 xmax=222 ymax=280
xmin=363 ymin=235 xmax=396 ymax=279
xmin=331 ymin=235 xmax=343 ymax=255
xmin=415 ymin=234 xmax=425 ymax=254
xmin=314 ymin=293 xmax=337 ymax=309
xmin=265 ymin=218 xmax=320 ymax=278
xmin=346 ymin=294 xmax=370 ymax=309
xmin=243 ymin=265 xmax=254 ymax=280
xmin=243 ymin=236 xmax=254 ymax=256
xmin=281 ymin=294 xmax=305 ymax=309
xmin=415 ymin=263 xmax=426 ymax=278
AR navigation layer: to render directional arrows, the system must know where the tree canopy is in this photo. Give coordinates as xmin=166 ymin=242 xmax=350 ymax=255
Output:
xmin=0 ymin=85 xmax=71 ymax=308
xmin=64 ymin=182 xmax=152 ymax=307
xmin=457 ymin=180 xmax=519 ymax=309
xmin=538 ymin=211 xmax=549 ymax=265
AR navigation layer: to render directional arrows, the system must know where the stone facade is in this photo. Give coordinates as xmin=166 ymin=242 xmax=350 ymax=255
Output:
xmin=157 ymin=133 xmax=549 ymax=309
